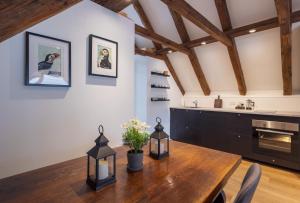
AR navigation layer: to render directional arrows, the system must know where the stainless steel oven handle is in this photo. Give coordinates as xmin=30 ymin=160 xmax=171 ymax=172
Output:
xmin=256 ymin=128 xmax=294 ymax=136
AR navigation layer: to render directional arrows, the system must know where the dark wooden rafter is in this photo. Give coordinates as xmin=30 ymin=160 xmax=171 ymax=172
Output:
xmin=92 ymin=0 xmax=134 ymax=12
xmin=135 ymin=24 xmax=190 ymax=55
xmin=184 ymin=10 xmax=300 ymax=49
xmin=155 ymin=48 xmax=174 ymax=55
xmin=135 ymin=48 xmax=165 ymax=60
xmin=169 ymin=9 xmax=211 ymax=95
xmin=0 ymin=0 xmax=81 ymax=43
xmin=161 ymin=0 xmax=232 ymax=47
xmin=275 ymin=0 xmax=292 ymax=95
xmin=133 ymin=0 xmax=185 ymax=94
xmin=215 ymin=0 xmax=247 ymax=95
xmin=164 ymin=56 xmax=185 ymax=94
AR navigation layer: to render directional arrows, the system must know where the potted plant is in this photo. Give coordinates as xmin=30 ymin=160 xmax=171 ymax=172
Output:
xmin=122 ymin=119 xmax=150 ymax=172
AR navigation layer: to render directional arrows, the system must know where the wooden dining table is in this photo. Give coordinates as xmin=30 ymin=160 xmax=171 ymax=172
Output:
xmin=0 ymin=141 xmax=241 ymax=203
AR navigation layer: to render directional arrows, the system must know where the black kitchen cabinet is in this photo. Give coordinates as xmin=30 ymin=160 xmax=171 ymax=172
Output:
xmin=170 ymin=108 xmax=201 ymax=145
xmin=200 ymin=111 xmax=232 ymax=152
xmin=170 ymin=108 xmax=300 ymax=170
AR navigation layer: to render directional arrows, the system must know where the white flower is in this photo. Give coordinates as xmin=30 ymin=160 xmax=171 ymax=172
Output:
xmin=122 ymin=118 xmax=150 ymax=133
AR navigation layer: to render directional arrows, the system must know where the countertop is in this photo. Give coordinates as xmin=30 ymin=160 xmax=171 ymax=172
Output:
xmin=172 ymin=106 xmax=300 ymax=118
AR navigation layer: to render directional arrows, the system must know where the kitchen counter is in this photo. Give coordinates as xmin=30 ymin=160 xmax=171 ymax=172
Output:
xmin=172 ymin=106 xmax=300 ymax=118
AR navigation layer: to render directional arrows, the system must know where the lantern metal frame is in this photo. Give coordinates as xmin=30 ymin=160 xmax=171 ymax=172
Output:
xmin=149 ymin=117 xmax=170 ymax=160
xmin=86 ymin=125 xmax=116 ymax=190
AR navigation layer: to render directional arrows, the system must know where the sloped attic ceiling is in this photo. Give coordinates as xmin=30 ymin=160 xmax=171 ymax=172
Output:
xmin=124 ymin=0 xmax=300 ymax=95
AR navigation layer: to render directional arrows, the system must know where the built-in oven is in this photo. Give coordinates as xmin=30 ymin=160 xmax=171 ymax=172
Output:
xmin=252 ymin=120 xmax=299 ymax=159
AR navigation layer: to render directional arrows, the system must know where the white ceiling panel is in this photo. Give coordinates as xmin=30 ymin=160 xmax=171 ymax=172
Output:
xmin=227 ymin=0 xmax=277 ymax=28
xmin=139 ymin=0 xmax=182 ymax=43
xmin=167 ymin=52 xmax=203 ymax=93
xmin=123 ymin=5 xmax=154 ymax=49
xmin=135 ymin=35 xmax=154 ymax=49
xmin=183 ymin=0 xmax=223 ymax=40
xmin=194 ymin=42 xmax=238 ymax=92
xmin=123 ymin=5 xmax=144 ymax=27
xmin=235 ymin=28 xmax=282 ymax=91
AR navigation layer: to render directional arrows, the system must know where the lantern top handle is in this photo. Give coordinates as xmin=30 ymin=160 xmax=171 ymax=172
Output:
xmin=98 ymin=124 xmax=104 ymax=136
xmin=156 ymin=117 xmax=161 ymax=123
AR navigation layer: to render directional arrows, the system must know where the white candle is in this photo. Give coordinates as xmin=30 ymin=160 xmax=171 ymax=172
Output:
xmin=153 ymin=140 xmax=165 ymax=155
xmin=98 ymin=160 xmax=109 ymax=180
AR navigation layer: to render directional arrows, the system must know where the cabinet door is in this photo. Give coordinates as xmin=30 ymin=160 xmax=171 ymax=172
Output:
xmin=170 ymin=109 xmax=200 ymax=145
xmin=200 ymin=112 xmax=232 ymax=152
xmin=227 ymin=113 xmax=252 ymax=156
xmin=170 ymin=108 xmax=186 ymax=142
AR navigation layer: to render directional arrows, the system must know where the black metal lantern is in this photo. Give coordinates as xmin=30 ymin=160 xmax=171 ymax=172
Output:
xmin=86 ymin=125 xmax=116 ymax=190
xmin=149 ymin=117 xmax=169 ymax=160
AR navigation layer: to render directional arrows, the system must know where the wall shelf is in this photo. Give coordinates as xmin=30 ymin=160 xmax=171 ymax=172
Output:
xmin=151 ymin=71 xmax=170 ymax=77
xmin=151 ymin=98 xmax=170 ymax=102
xmin=151 ymin=84 xmax=170 ymax=89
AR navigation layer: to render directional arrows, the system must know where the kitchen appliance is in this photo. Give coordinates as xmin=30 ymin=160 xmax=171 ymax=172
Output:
xmin=214 ymin=95 xmax=222 ymax=108
xmin=252 ymin=120 xmax=299 ymax=155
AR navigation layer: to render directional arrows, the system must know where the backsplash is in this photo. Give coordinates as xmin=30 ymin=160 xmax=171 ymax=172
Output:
xmin=182 ymin=91 xmax=300 ymax=112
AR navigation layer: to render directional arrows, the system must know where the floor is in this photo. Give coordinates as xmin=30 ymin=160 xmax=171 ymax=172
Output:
xmin=224 ymin=160 xmax=300 ymax=203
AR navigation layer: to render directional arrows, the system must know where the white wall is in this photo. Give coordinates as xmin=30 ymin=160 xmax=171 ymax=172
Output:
xmin=0 ymin=0 xmax=135 ymax=179
xmin=146 ymin=58 xmax=182 ymax=134
xmin=134 ymin=56 xmax=148 ymax=122
xmin=133 ymin=56 xmax=182 ymax=134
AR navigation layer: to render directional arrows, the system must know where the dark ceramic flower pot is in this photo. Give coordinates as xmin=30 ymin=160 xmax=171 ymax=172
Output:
xmin=127 ymin=150 xmax=143 ymax=172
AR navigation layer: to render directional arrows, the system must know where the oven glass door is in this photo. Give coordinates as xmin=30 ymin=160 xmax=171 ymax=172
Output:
xmin=256 ymin=129 xmax=292 ymax=153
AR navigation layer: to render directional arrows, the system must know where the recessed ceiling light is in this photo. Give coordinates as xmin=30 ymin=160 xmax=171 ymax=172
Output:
xmin=201 ymin=41 xmax=207 ymax=45
xmin=168 ymin=50 xmax=173 ymax=54
xmin=249 ymin=29 xmax=256 ymax=33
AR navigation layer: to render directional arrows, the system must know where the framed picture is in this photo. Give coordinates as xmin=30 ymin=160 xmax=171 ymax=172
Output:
xmin=89 ymin=34 xmax=118 ymax=78
xmin=25 ymin=32 xmax=71 ymax=87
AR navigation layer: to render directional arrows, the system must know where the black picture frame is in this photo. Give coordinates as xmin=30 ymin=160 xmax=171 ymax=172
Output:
xmin=88 ymin=34 xmax=118 ymax=78
xmin=25 ymin=32 xmax=71 ymax=87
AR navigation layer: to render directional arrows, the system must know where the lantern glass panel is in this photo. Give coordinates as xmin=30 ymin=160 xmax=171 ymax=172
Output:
xmin=151 ymin=137 xmax=168 ymax=155
xmin=97 ymin=155 xmax=115 ymax=181
xmin=88 ymin=156 xmax=96 ymax=179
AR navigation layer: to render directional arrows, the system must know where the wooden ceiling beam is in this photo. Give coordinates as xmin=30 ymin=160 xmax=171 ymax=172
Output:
xmin=155 ymin=48 xmax=174 ymax=55
xmin=163 ymin=56 xmax=185 ymax=95
xmin=275 ymin=0 xmax=292 ymax=95
xmin=0 ymin=0 xmax=81 ymax=43
xmin=169 ymin=9 xmax=211 ymax=95
xmin=92 ymin=0 xmax=134 ymax=12
xmin=133 ymin=0 xmax=185 ymax=95
xmin=215 ymin=0 xmax=247 ymax=95
xmin=184 ymin=10 xmax=300 ymax=49
xmin=135 ymin=48 xmax=165 ymax=60
xmin=161 ymin=0 xmax=233 ymax=47
xmin=135 ymin=24 xmax=190 ymax=55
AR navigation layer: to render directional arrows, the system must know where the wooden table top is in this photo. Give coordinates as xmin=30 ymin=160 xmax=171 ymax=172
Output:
xmin=0 ymin=141 xmax=241 ymax=203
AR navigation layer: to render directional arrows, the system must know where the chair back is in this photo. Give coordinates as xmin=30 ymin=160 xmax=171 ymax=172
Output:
xmin=234 ymin=163 xmax=261 ymax=203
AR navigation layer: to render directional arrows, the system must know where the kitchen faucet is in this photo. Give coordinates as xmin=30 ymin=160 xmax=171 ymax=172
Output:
xmin=246 ymin=99 xmax=255 ymax=110
xmin=192 ymin=100 xmax=198 ymax=108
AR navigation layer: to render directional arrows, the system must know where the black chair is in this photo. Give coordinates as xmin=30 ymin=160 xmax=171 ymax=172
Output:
xmin=213 ymin=163 xmax=262 ymax=203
